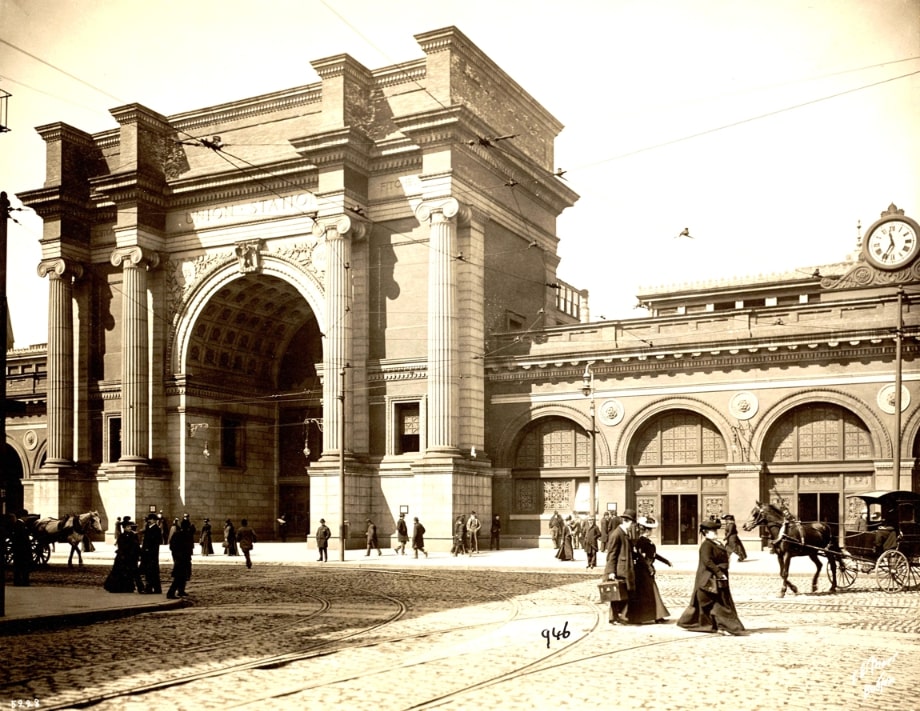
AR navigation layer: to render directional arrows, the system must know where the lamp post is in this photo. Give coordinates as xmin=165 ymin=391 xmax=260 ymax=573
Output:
xmin=893 ymin=287 xmax=904 ymax=490
xmin=581 ymin=362 xmax=597 ymax=520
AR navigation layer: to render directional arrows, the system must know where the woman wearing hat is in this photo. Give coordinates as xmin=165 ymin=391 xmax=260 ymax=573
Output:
xmin=677 ymin=518 xmax=745 ymax=635
xmin=628 ymin=515 xmax=671 ymax=623
xmin=199 ymin=518 xmax=214 ymax=556
xmin=555 ymin=515 xmax=576 ymax=561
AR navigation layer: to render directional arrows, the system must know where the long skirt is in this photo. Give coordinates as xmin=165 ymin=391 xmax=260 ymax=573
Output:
xmin=555 ymin=538 xmax=574 ymax=561
xmin=625 ymin=564 xmax=669 ymax=623
xmin=677 ymin=584 xmax=745 ymax=635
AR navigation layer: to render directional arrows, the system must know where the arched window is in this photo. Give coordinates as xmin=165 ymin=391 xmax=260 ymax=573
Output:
xmin=630 ymin=410 xmax=726 ymax=466
xmin=514 ymin=416 xmax=589 ymax=469
xmin=764 ymin=404 xmax=872 ymax=462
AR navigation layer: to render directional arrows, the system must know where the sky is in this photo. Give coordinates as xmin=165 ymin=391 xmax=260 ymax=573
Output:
xmin=0 ymin=0 xmax=918 ymax=347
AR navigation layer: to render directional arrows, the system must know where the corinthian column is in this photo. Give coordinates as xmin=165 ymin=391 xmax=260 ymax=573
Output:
xmin=38 ymin=258 xmax=82 ymax=466
xmin=314 ymin=216 xmax=365 ymax=454
xmin=111 ymin=246 xmax=159 ymax=462
xmin=417 ymin=198 xmax=469 ymax=453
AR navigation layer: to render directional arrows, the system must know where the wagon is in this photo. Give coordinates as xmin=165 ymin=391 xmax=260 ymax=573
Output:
xmin=2 ymin=514 xmax=52 ymax=568
xmin=828 ymin=490 xmax=920 ymax=593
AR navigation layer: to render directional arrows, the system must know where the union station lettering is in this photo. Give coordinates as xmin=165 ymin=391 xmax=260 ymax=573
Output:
xmin=175 ymin=193 xmax=318 ymax=230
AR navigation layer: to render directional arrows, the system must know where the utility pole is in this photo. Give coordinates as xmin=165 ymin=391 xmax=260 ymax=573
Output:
xmin=581 ymin=362 xmax=597 ymax=520
xmin=893 ymin=287 xmax=904 ymax=490
xmin=1 ymin=191 xmax=9 ymax=616
xmin=338 ymin=365 xmax=347 ymax=562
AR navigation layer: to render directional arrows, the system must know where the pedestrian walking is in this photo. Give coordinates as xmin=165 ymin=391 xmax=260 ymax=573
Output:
xmin=678 ymin=518 xmax=745 ymax=636
xmin=582 ymin=516 xmax=602 ymax=569
xmin=183 ymin=513 xmax=197 ymax=552
xmin=549 ymin=510 xmax=563 ymax=549
xmin=166 ymin=517 xmax=193 ymax=598
xmin=466 ymin=511 xmax=482 ymax=555
xmin=114 ymin=516 xmax=123 ymax=539
xmin=411 ymin=517 xmax=428 ymax=558
xmin=603 ymin=508 xmax=636 ymax=625
xmin=489 ymin=514 xmax=502 ymax=550
xmin=394 ymin=512 xmax=409 ymax=555
xmin=167 ymin=517 xmax=180 ymax=545
xmin=199 ymin=518 xmax=214 ymax=556
xmin=599 ymin=510 xmax=611 ymax=552
xmin=105 ymin=517 xmax=144 ymax=593
xmin=628 ymin=516 xmax=671 ymax=623
xmin=451 ymin=514 xmax=467 ymax=556
xmin=315 ymin=518 xmax=331 ymax=561
xmin=555 ymin=515 xmax=576 ymax=561
xmin=722 ymin=514 xmax=747 ymax=562
xmin=140 ymin=513 xmax=162 ymax=594
xmin=237 ymin=518 xmax=256 ymax=569
xmin=224 ymin=519 xmax=238 ymax=556
xmin=365 ymin=519 xmax=381 ymax=556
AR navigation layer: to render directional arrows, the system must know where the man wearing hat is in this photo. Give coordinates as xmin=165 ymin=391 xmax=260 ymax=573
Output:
xmin=315 ymin=518 xmax=331 ymax=561
xmin=140 ymin=513 xmax=163 ymax=594
xmin=603 ymin=508 xmax=637 ymax=624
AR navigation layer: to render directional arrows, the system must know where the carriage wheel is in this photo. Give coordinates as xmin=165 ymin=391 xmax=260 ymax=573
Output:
xmin=908 ymin=561 xmax=920 ymax=591
xmin=876 ymin=550 xmax=910 ymax=593
xmin=830 ymin=556 xmax=857 ymax=588
xmin=31 ymin=537 xmax=51 ymax=567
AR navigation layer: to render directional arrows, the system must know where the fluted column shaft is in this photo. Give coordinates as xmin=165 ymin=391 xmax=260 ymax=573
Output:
xmin=418 ymin=198 xmax=465 ymax=452
xmin=315 ymin=216 xmax=363 ymax=453
xmin=39 ymin=259 xmax=82 ymax=465
xmin=111 ymin=247 xmax=158 ymax=462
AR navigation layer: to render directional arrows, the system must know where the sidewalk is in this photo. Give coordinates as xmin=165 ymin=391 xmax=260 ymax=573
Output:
xmin=1 ymin=542 xmax=778 ymax=632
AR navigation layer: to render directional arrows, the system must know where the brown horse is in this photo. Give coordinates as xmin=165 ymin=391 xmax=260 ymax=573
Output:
xmin=742 ymin=501 xmax=839 ymax=597
xmin=32 ymin=511 xmax=104 ymax=567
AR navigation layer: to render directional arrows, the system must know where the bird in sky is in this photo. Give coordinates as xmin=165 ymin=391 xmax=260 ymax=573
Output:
xmin=466 ymin=134 xmax=517 ymax=148
xmin=676 ymin=227 xmax=693 ymax=239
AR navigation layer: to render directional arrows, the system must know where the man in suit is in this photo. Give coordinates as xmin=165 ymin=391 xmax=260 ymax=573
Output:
xmin=603 ymin=508 xmax=636 ymax=624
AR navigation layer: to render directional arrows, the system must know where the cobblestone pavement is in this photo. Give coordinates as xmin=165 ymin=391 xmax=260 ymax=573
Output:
xmin=3 ymin=561 xmax=918 ymax=711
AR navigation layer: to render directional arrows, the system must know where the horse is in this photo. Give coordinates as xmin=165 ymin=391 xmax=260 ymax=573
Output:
xmin=742 ymin=501 xmax=839 ymax=598
xmin=32 ymin=511 xmax=104 ymax=567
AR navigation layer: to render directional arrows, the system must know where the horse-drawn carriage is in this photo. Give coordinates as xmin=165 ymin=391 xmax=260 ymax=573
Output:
xmin=744 ymin=490 xmax=920 ymax=595
xmin=834 ymin=490 xmax=920 ymax=593
xmin=3 ymin=511 xmax=103 ymax=568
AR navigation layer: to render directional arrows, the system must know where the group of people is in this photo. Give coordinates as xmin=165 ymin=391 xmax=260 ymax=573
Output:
xmin=104 ymin=513 xmax=258 ymax=596
xmin=601 ymin=508 xmax=745 ymax=636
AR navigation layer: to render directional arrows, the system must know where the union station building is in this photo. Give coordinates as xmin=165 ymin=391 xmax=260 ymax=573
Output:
xmin=5 ymin=27 xmax=919 ymax=549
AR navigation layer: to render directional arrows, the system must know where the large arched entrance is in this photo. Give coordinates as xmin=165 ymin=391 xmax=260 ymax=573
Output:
xmin=180 ymin=271 xmax=323 ymax=536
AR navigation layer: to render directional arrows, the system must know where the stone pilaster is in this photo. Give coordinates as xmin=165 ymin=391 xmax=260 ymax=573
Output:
xmin=111 ymin=246 xmax=159 ymax=462
xmin=38 ymin=258 xmax=82 ymax=466
xmin=416 ymin=197 xmax=469 ymax=454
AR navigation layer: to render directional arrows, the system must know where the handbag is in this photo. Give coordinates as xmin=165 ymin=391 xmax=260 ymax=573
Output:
xmin=598 ymin=579 xmax=628 ymax=602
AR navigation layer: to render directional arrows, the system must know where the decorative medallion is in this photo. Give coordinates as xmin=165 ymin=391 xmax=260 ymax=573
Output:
xmin=877 ymin=384 xmax=910 ymax=414
xmin=23 ymin=429 xmax=37 ymax=450
xmin=729 ymin=391 xmax=759 ymax=420
xmin=598 ymin=398 xmax=624 ymax=426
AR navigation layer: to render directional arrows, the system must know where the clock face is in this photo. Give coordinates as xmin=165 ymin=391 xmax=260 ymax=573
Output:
xmin=865 ymin=218 xmax=919 ymax=270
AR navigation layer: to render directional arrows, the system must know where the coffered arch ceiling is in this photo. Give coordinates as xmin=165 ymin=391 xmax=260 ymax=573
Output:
xmin=185 ymin=274 xmax=322 ymax=393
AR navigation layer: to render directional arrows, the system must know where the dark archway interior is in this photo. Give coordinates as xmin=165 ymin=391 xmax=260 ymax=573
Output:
xmin=186 ymin=274 xmax=322 ymax=394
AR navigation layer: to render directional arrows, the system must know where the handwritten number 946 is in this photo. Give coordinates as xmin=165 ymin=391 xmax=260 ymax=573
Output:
xmin=541 ymin=621 xmax=570 ymax=648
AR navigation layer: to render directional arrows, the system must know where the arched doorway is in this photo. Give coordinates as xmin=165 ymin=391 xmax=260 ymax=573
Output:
xmin=628 ymin=409 xmax=729 ymax=545
xmin=182 ymin=272 xmax=323 ymax=536
xmin=510 ymin=416 xmax=591 ymax=540
xmin=763 ymin=403 xmax=874 ymax=526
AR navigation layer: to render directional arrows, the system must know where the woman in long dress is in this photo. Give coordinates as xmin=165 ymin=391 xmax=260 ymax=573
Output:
xmin=627 ymin=515 xmax=672 ymax=623
xmin=678 ymin=518 xmax=745 ymax=635
xmin=224 ymin=519 xmax=238 ymax=556
xmin=555 ymin=515 xmax=575 ymax=561
xmin=199 ymin=518 xmax=214 ymax=556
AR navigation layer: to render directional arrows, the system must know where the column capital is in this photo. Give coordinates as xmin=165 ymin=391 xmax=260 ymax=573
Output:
xmin=415 ymin=197 xmax=470 ymax=225
xmin=37 ymin=258 xmax=83 ymax=281
xmin=110 ymin=246 xmax=161 ymax=270
xmin=311 ymin=214 xmax=368 ymax=241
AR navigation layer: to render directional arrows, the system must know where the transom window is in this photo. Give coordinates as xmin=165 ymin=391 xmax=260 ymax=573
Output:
xmin=631 ymin=410 xmax=726 ymax=466
xmin=514 ymin=417 xmax=589 ymax=469
xmin=764 ymin=404 xmax=872 ymax=462
xmin=395 ymin=402 xmax=420 ymax=454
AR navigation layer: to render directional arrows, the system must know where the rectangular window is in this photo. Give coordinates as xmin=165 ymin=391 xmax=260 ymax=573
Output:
xmin=395 ymin=402 xmax=420 ymax=454
xmin=221 ymin=417 xmax=244 ymax=467
xmin=107 ymin=416 xmax=122 ymax=463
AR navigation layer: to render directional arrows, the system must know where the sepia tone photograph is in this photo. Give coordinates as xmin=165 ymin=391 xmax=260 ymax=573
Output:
xmin=0 ymin=1 xmax=918 ymax=709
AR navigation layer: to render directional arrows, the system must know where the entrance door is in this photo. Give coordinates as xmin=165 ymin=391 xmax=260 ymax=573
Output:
xmin=661 ymin=494 xmax=699 ymax=545
xmin=797 ymin=493 xmax=840 ymax=525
